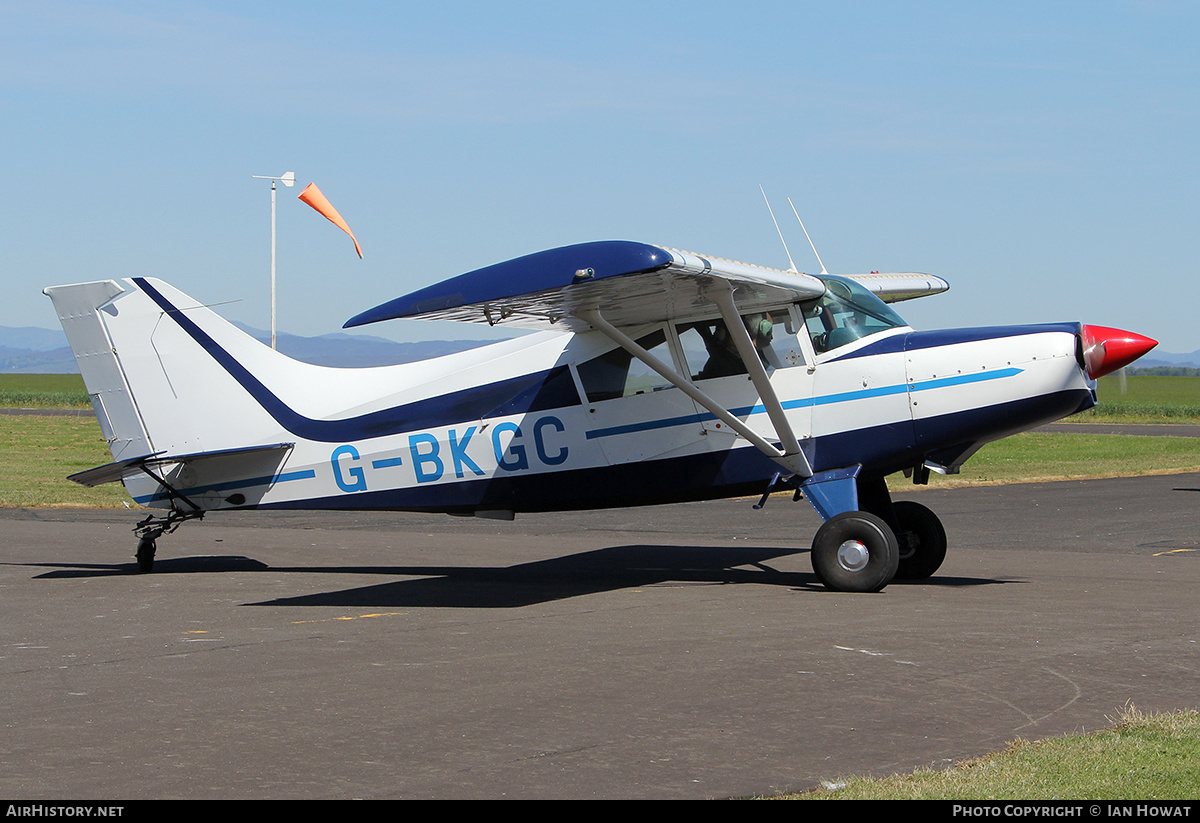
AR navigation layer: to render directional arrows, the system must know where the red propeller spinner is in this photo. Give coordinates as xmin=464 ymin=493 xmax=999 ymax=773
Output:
xmin=1081 ymin=325 xmax=1158 ymax=380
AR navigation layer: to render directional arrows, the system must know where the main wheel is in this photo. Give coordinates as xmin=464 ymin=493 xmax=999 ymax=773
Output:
xmin=135 ymin=537 xmax=156 ymax=573
xmin=892 ymin=500 xmax=946 ymax=580
xmin=810 ymin=511 xmax=899 ymax=592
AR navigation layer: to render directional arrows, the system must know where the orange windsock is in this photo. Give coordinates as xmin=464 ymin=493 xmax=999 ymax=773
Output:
xmin=297 ymin=182 xmax=363 ymax=258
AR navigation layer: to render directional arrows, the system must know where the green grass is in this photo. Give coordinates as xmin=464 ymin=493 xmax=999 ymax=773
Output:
xmin=1073 ymin=374 xmax=1200 ymax=423
xmin=912 ymin=430 xmax=1200 ymax=488
xmin=773 ymin=705 xmax=1200 ymax=800
xmin=0 ymin=413 xmax=132 ymax=507
xmin=0 ymin=373 xmax=89 ymax=409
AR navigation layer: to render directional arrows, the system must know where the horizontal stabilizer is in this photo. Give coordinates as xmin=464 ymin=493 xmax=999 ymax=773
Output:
xmin=69 ymin=443 xmax=293 ymax=487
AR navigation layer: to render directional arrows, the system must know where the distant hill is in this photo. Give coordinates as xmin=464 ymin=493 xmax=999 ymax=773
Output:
xmin=1126 ymin=366 xmax=1200 ymax=376
xmin=1134 ymin=350 xmax=1200 ymax=370
xmin=0 ymin=326 xmax=72 ymax=352
xmin=0 ymin=324 xmax=494 ymax=373
xmin=0 ymin=345 xmax=81 ymax=374
xmin=230 ymin=323 xmax=489 ymax=368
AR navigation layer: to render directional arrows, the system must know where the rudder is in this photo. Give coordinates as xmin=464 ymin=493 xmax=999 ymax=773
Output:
xmin=44 ymin=280 xmax=154 ymax=463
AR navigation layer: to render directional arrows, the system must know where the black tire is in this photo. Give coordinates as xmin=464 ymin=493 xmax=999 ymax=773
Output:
xmin=810 ymin=511 xmax=899 ymax=592
xmin=135 ymin=538 xmax=156 ymax=573
xmin=892 ymin=500 xmax=947 ymax=580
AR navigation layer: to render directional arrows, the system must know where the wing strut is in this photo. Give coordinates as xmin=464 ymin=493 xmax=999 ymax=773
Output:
xmin=710 ymin=284 xmax=810 ymax=472
xmin=575 ymin=307 xmax=813 ymax=479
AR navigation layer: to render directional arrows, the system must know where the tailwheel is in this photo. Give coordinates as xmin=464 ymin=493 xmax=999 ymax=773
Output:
xmin=892 ymin=500 xmax=947 ymax=580
xmin=130 ymin=505 xmax=205 ymax=574
xmin=810 ymin=511 xmax=899 ymax=592
xmin=135 ymin=537 xmax=156 ymax=573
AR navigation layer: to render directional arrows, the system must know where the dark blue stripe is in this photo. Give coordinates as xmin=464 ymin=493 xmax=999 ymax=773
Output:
xmin=133 ymin=278 xmax=580 ymax=443
xmin=825 ymin=323 xmax=1081 ymax=363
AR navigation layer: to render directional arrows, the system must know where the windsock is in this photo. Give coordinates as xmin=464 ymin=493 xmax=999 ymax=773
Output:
xmin=297 ymin=182 xmax=363 ymax=258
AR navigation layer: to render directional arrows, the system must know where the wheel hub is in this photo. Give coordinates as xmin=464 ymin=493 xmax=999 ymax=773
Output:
xmin=836 ymin=539 xmax=870 ymax=572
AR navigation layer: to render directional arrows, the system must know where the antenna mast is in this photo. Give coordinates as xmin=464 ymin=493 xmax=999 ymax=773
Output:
xmin=759 ymin=185 xmax=798 ymax=273
xmin=788 ymin=197 xmax=828 ymax=275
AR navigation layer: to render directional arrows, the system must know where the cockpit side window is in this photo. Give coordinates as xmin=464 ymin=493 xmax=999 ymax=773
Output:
xmin=802 ymin=275 xmax=907 ymax=354
xmin=676 ymin=309 xmax=806 ymax=380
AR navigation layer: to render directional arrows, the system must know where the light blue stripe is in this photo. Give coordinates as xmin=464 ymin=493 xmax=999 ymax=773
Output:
xmin=909 ymin=367 xmax=1022 ymax=392
xmin=272 ymin=469 xmax=318 ymax=483
xmin=585 ymin=368 xmax=1022 ymax=440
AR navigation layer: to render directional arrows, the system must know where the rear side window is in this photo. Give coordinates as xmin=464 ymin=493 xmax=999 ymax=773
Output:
xmin=576 ymin=329 xmax=672 ymax=402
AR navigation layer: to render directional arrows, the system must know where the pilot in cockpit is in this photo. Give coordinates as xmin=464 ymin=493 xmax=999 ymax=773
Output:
xmin=695 ymin=313 xmax=779 ymax=379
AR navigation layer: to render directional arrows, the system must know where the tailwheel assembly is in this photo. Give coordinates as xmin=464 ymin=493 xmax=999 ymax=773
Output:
xmin=131 ymin=505 xmax=205 ymax=573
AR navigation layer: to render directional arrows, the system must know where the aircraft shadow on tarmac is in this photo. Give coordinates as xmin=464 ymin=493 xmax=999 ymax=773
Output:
xmin=23 ymin=543 xmax=1002 ymax=608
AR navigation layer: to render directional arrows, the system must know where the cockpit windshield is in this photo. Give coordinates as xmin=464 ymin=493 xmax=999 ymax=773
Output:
xmin=801 ymin=275 xmax=908 ymax=354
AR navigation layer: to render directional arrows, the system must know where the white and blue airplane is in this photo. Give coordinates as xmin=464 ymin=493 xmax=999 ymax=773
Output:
xmin=45 ymin=239 xmax=1156 ymax=591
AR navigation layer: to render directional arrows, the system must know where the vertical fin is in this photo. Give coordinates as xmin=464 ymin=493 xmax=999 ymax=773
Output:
xmin=43 ymin=280 xmax=154 ymax=462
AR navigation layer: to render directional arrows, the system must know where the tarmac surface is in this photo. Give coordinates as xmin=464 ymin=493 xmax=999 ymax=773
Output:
xmin=2 ymin=472 xmax=1198 ymax=799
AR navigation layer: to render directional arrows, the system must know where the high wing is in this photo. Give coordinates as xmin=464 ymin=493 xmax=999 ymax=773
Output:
xmin=344 ymin=240 xmax=946 ymax=333
xmin=343 ymin=241 xmax=824 ymax=333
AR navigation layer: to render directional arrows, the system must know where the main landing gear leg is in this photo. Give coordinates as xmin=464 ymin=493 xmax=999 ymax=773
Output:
xmin=798 ymin=468 xmax=947 ymax=591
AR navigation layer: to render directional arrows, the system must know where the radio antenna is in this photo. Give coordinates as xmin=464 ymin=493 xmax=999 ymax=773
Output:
xmin=759 ymin=185 xmax=798 ymax=273
xmin=788 ymin=197 xmax=828 ymax=275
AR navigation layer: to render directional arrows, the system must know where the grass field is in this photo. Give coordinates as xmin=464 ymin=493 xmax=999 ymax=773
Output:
xmin=777 ymin=705 xmax=1200 ymax=800
xmin=0 ymin=413 xmax=133 ymax=507
xmin=1078 ymin=373 xmax=1200 ymax=422
xmin=0 ymin=373 xmax=88 ymax=408
xmin=916 ymin=430 xmax=1200 ymax=488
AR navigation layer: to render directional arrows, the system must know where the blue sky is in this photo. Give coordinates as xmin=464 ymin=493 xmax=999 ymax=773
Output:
xmin=3 ymin=1 xmax=1198 ymax=352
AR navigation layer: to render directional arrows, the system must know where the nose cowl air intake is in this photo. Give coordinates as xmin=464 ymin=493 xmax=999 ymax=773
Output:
xmin=1080 ymin=325 xmax=1158 ymax=379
